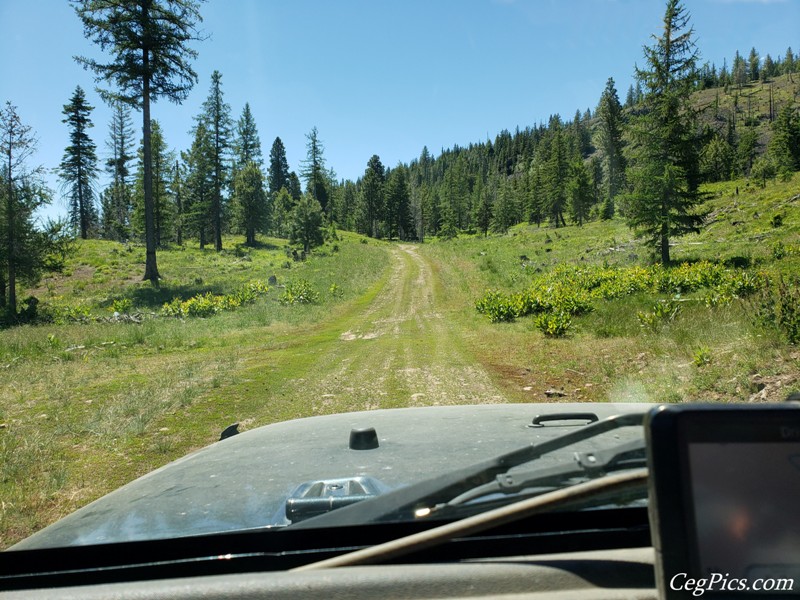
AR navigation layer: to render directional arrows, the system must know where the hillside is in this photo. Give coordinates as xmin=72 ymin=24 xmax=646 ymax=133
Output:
xmin=693 ymin=73 xmax=800 ymax=153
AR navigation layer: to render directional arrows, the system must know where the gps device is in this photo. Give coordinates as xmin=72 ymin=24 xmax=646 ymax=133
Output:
xmin=647 ymin=404 xmax=800 ymax=599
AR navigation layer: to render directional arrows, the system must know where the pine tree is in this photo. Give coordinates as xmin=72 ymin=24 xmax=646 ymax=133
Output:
xmin=73 ymin=0 xmax=204 ymax=281
xmin=102 ymin=101 xmax=134 ymax=241
xmin=625 ymin=0 xmax=705 ymax=264
xmin=199 ymin=70 xmax=232 ymax=252
xmin=1 ymin=102 xmax=52 ymax=317
xmin=736 ymin=126 xmax=758 ymax=177
xmin=544 ymin=119 xmax=568 ymax=227
xmin=272 ymin=187 xmax=294 ymax=238
xmin=359 ymin=155 xmax=385 ymax=237
xmin=133 ymin=120 xmax=174 ymax=246
xmin=491 ymin=179 xmax=516 ymax=234
xmin=287 ymin=172 xmax=302 ymax=202
xmin=233 ymin=161 xmax=268 ymax=246
xmin=596 ymin=77 xmax=625 ymax=218
xmin=335 ymin=180 xmax=358 ymax=232
xmin=567 ymin=159 xmax=592 ymax=226
xmin=768 ymin=104 xmax=800 ymax=178
xmin=472 ymin=176 xmax=492 ymax=237
xmin=748 ymin=47 xmax=760 ymax=82
xmin=183 ymin=121 xmax=214 ymax=248
xmin=700 ymin=135 xmax=734 ymax=182
xmin=172 ymin=160 xmax=184 ymax=245
xmin=267 ymin=137 xmax=290 ymax=198
xmin=289 ymin=192 xmax=324 ymax=254
xmin=384 ymin=165 xmax=412 ymax=240
xmin=732 ymin=50 xmax=747 ymax=89
xmin=233 ymin=103 xmax=262 ymax=171
xmin=59 ymin=86 xmax=98 ymax=239
xmin=526 ymin=161 xmax=544 ymax=226
xmin=300 ymin=127 xmax=329 ymax=214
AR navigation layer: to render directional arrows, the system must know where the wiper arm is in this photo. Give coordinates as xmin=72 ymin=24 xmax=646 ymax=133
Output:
xmin=290 ymin=411 xmax=645 ymax=529
xmin=443 ymin=437 xmax=646 ymax=509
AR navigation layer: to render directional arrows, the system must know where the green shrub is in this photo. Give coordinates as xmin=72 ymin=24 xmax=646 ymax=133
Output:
xmin=752 ymin=277 xmax=800 ymax=345
xmin=162 ymin=280 xmax=269 ymax=318
xmin=637 ymin=300 xmax=681 ymax=331
xmin=475 ymin=290 xmax=517 ymax=322
xmin=693 ymin=346 xmax=712 ymax=367
xmin=112 ymin=298 xmax=133 ymax=314
xmin=534 ymin=312 xmax=572 ymax=337
xmin=280 ymin=279 xmax=320 ymax=305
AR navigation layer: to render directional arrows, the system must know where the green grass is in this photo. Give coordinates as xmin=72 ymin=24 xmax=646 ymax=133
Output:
xmin=418 ymin=172 xmax=800 ymax=408
xmin=0 ymin=231 xmax=390 ymax=547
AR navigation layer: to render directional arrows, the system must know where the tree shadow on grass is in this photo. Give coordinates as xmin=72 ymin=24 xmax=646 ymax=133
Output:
xmin=128 ymin=282 xmax=230 ymax=309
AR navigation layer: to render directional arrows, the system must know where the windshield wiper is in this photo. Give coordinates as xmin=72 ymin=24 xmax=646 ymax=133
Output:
xmin=439 ymin=437 xmax=646 ymax=512
xmin=290 ymin=411 xmax=645 ymax=529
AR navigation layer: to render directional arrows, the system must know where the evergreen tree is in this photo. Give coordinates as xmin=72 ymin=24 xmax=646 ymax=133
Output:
xmin=491 ymin=179 xmax=516 ymax=234
xmin=732 ymin=50 xmax=747 ymax=88
xmin=748 ymin=47 xmax=760 ymax=82
xmin=59 ymin=86 xmax=98 ymax=239
xmin=172 ymin=159 xmax=184 ymax=245
xmin=199 ymin=70 xmax=232 ymax=251
xmin=596 ymin=77 xmax=625 ymax=218
xmin=543 ymin=119 xmax=568 ymax=227
xmin=384 ymin=165 xmax=412 ymax=240
xmin=625 ymin=0 xmax=704 ymax=264
xmin=768 ymin=104 xmax=800 ymax=178
xmin=472 ymin=175 xmax=492 ymax=237
xmin=287 ymin=172 xmax=302 ymax=202
xmin=567 ymin=159 xmax=592 ymax=226
xmin=784 ymin=47 xmax=795 ymax=78
xmin=762 ymin=54 xmax=775 ymax=82
xmin=736 ymin=126 xmax=758 ymax=176
xmin=267 ymin=137 xmax=290 ymax=198
xmin=272 ymin=187 xmax=294 ymax=238
xmin=102 ymin=101 xmax=134 ymax=241
xmin=300 ymin=127 xmax=329 ymax=214
xmin=74 ymin=0 xmax=204 ymax=281
xmin=233 ymin=161 xmax=268 ymax=246
xmin=289 ymin=192 xmax=324 ymax=253
xmin=336 ymin=180 xmax=358 ymax=232
xmin=183 ymin=121 xmax=214 ymax=248
xmin=700 ymin=135 xmax=734 ymax=182
xmin=359 ymin=155 xmax=385 ymax=237
xmin=233 ymin=103 xmax=262 ymax=171
xmin=132 ymin=120 xmax=174 ymax=246
xmin=1 ymin=102 xmax=52 ymax=317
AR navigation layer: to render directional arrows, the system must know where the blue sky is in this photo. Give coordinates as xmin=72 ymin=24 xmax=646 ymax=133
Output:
xmin=0 ymin=0 xmax=798 ymax=222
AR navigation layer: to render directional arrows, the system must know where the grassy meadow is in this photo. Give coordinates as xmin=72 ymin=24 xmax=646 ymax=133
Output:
xmin=420 ymin=172 xmax=800 ymax=407
xmin=1 ymin=173 xmax=799 ymax=548
xmin=0 ymin=232 xmax=391 ymax=547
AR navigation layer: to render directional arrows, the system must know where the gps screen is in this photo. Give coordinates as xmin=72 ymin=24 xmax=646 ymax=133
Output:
xmin=687 ymin=442 xmax=800 ymax=581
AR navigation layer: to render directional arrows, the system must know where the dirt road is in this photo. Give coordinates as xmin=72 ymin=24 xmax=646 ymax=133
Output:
xmin=288 ymin=244 xmax=506 ymax=413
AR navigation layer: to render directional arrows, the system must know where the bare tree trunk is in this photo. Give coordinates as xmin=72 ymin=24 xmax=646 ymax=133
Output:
xmin=5 ymin=145 xmax=16 ymax=316
xmin=142 ymin=67 xmax=160 ymax=282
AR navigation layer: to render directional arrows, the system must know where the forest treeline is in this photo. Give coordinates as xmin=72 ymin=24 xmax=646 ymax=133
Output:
xmin=2 ymin=0 xmax=800 ymax=319
xmin=69 ymin=43 xmax=800 ymax=247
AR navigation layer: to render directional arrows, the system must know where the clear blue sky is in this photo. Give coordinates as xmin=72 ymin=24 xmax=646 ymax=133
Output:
xmin=1 ymin=0 xmax=798 ymax=222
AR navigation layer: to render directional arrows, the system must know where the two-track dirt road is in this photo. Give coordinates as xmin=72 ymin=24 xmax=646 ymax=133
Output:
xmin=279 ymin=244 xmax=506 ymax=414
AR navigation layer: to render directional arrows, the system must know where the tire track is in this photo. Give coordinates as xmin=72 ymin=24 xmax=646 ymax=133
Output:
xmin=297 ymin=244 xmax=506 ymax=413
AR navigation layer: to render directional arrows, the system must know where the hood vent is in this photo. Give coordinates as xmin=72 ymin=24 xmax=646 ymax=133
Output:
xmin=285 ymin=476 xmax=384 ymax=523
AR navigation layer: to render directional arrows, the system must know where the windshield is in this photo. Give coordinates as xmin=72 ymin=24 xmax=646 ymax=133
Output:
xmin=1 ymin=0 xmax=799 ymax=553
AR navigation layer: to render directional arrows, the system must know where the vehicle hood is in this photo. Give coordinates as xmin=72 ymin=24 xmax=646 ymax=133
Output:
xmin=12 ymin=402 xmax=651 ymax=550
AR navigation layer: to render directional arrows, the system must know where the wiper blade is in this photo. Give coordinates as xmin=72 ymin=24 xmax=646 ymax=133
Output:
xmin=290 ymin=411 xmax=645 ymax=529
xmin=442 ymin=437 xmax=646 ymax=509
